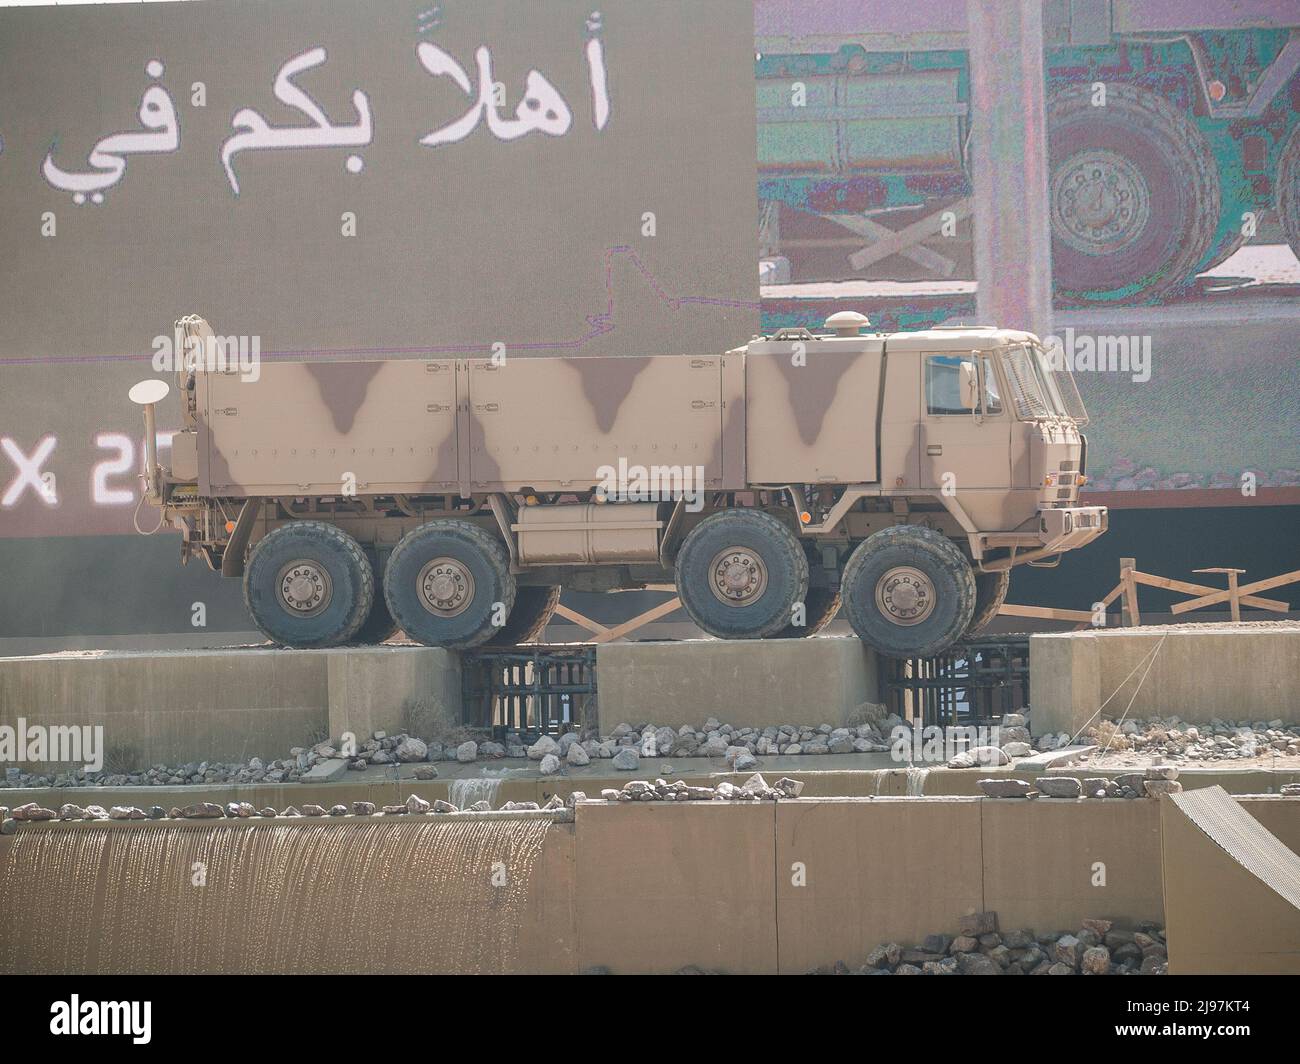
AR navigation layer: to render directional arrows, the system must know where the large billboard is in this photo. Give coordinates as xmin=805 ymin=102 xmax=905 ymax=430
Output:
xmin=0 ymin=0 xmax=758 ymax=545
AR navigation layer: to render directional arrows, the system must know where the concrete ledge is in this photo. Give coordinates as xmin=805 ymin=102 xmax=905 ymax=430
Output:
xmin=1030 ymin=625 xmax=1300 ymax=736
xmin=0 ymin=644 xmax=460 ymax=771
xmin=2 ymin=794 xmax=1295 ymax=973
xmin=594 ymin=636 xmax=880 ymax=733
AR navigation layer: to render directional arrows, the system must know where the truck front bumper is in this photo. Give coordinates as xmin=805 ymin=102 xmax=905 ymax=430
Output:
xmin=1038 ymin=505 xmax=1108 ymax=552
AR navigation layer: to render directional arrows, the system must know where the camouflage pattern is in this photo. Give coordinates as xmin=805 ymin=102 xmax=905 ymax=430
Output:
xmin=148 ymin=318 xmax=1107 ymax=572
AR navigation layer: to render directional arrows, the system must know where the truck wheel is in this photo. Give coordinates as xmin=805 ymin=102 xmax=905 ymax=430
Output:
xmin=675 ymin=510 xmax=808 ymax=639
xmin=384 ymin=520 xmax=515 ymax=649
xmin=243 ymin=521 xmax=373 ymax=648
xmin=840 ymin=525 xmax=975 ymax=658
xmin=1276 ymin=125 xmax=1300 ymax=264
xmin=351 ymin=595 xmax=399 ymax=644
xmin=769 ymin=588 xmax=841 ymax=639
xmin=485 ymin=585 xmax=560 ymax=647
xmin=964 ymin=569 xmax=1010 ymax=637
xmin=1047 ymin=83 xmax=1220 ymax=305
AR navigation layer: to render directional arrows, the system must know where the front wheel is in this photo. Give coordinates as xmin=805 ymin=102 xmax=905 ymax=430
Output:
xmin=840 ymin=525 xmax=975 ymax=658
xmin=384 ymin=520 xmax=515 ymax=649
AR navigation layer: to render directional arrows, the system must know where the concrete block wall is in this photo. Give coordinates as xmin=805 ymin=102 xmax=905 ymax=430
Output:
xmin=0 ymin=645 xmax=460 ymax=770
xmin=594 ymin=636 xmax=881 ymax=733
xmin=1030 ymin=626 xmax=1300 ymax=737
xmin=7 ymin=795 xmax=1290 ymax=973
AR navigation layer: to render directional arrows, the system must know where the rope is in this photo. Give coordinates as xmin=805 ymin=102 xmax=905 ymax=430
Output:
xmin=1066 ymin=633 xmax=1168 ymax=748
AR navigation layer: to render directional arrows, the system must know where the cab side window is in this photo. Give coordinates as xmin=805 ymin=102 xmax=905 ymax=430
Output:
xmin=925 ymin=354 xmax=1003 ymax=415
xmin=925 ymin=355 xmax=968 ymax=415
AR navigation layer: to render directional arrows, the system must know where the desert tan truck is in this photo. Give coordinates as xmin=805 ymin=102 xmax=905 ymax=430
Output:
xmin=130 ymin=311 xmax=1106 ymax=657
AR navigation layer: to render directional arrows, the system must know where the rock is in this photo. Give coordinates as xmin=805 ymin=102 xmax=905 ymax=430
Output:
xmin=956 ymin=952 xmax=1001 ymax=975
xmin=922 ymin=933 xmax=952 ymax=955
xmin=433 ymin=799 xmax=458 ymax=813
xmin=968 ymin=745 xmax=1010 ymax=766
xmin=1143 ymin=779 xmax=1183 ymax=797
xmin=455 ymin=741 xmax=478 ymax=763
xmin=1001 ymin=741 xmax=1033 ymax=758
xmin=979 ymin=778 xmax=1031 ymax=798
xmin=947 ymin=752 xmax=976 ymax=769
xmin=179 ymin=802 xmax=225 ymax=819
xmin=257 ymin=807 xmax=278 ymax=818
xmin=352 ymin=801 xmax=376 ymax=816
xmin=147 ymin=806 xmax=167 ymax=820
xmin=1002 ymin=713 xmax=1026 ymax=727
xmin=395 ymin=737 xmax=429 ymax=763
xmin=1036 ymin=776 xmax=1083 ymax=798
xmin=894 ymin=964 xmax=923 ymax=976
xmin=863 ymin=945 xmax=891 ymax=969
xmin=1081 ymin=946 xmax=1111 ymax=975
xmin=1047 ymin=962 xmax=1073 ymax=975
xmin=528 ymin=735 xmax=560 ymax=760
xmin=957 ymin=911 xmax=998 ymax=936
xmin=600 ymin=789 xmax=620 ymax=801
xmin=1002 ymin=929 xmax=1035 ymax=950
xmin=301 ymin=804 xmax=328 ymax=817
xmin=479 ymin=741 xmax=506 ymax=759
xmin=1081 ymin=918 xmax=1113 ymax=936
xmin=413 ymin=765 xmax=440 ymax=780
xmin=774 ymin=777 xmax=804 ymax=798
xmin=611 ymin=748 xmax=640 ymax=771
xmin=1146 ymin=764 xmax=1179 ymax=780
xmin=0 ymin=819 xmax=15 ymax=835
xmin=539 ymin=753 xmax=562 ymax=776
xmin=827 ymin=736 xmax=855 ymax=754
xmin=949 ymin=935 xmax=978 ymax=954
xmin=58 ymin=804 xmax=88 ymax=820
xmin=566 ymin=743 xmax=590 ymax=766
xmin=1054 ymin=934 xmax=1083 ymax=968
xmin=566 ymin=790 xmax=588 ymax=808
xmin=405 ymin=794 xmax=431 ymax=814
xmin=329 ymin=804 xmax=348 ymax=816
xmin=109 ymin=806 xmax=146 ymax=820
xmin=12 ymin=803 xmax=57 ymax=821
xmin=733 ymin=750 xmax=758 ymax=771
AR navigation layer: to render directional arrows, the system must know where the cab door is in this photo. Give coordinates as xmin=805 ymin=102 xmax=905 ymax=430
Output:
xmin=919 ymin=352 xmax=1011 ymax=501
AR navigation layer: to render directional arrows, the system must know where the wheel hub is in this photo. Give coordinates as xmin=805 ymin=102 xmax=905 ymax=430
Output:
xmin=874 ymin=566 xmax=936 ymax=627
xmin=418 ymin=557 xmax=474 ymax=617
xmin=708 ymin=547 xmax=768 ymax=607
xmin=1051 ymin=149 xmax=1150 ymax=256
xmin=276 ymin=560 xmax=332 ymax=617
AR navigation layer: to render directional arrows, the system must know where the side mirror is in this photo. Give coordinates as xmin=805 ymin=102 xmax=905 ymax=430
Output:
xmin=959 ymin=360 xmax=979 ymax=410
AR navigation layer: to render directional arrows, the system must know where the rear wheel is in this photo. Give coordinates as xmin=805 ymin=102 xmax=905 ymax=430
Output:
xmin=384 ymin=520 xmax=515 ymax=649
xmin=1276 ymin=124 xmax=1300 ymax=264
xmin=675 ymin=510 xmax=808 ymax=639
xmin=964 ymin=569 xmax=1010 ymax=637
xmin=350 ymin=550 xmax=399 ymax=644
xmin=840 ymin=525 xmax=975 ymax=658
xmin=1047 ymin=83 xmax=1221 ymax=305
xmin=243 ymin=521 xmax=373 ymax=648
xmin=485 ymin=585 xmax=560 ymax=647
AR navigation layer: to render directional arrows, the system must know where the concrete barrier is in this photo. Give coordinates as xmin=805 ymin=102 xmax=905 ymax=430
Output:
xmin=1 ymin=794 xmax=1295 ymax=973
xmin=594 ymin=636 xmax=881 ymax=733
xmin=1030 ymin=625 xmax=1300 ymax=736
xmin=0 ymin=645 xmax=461 ymax=771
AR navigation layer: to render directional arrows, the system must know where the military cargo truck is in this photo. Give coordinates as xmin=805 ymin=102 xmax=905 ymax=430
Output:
xmin=130 ymin=312 xmax=1106 ymax=657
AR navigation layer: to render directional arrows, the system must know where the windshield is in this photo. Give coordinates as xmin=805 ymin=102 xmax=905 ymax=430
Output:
xmin=1001 ymin=344 xmax=1088 ymax=424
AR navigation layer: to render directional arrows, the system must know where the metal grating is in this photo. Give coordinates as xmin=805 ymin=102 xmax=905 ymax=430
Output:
xmin=883 ymin=635 xmax=1030 ymax=728
xmin=462 ymin=647 xmax=597 ymax=743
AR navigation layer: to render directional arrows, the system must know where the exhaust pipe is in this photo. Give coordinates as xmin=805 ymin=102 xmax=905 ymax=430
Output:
xmin=127 ymin=378 xmax=171 ymax=502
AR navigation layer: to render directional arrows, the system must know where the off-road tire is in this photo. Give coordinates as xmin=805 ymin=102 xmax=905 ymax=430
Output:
xmin=1047 ymin=82 xmax=1221 ymax=305
xmin=675 ymin=509 xmax=809 ymax=639
xmin=769 ymin=587 xmax=841 ymax=639
xmin=841 ymin=525 xmax=976 ymax=658
xmin=1276 ymin=124 xmax=1300 ymax=264
xmin=485 ymin=585 xmax=561 ymax=647
xmin=384 ymin=520 xmax=515 ymax=649
xmin=244 ymin=521 xmax=373 ymax=648
xmin=965 ymin=569 xmax=1010 ymax=637
xmin=350 ymin=550 xmax=399 ymax=644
